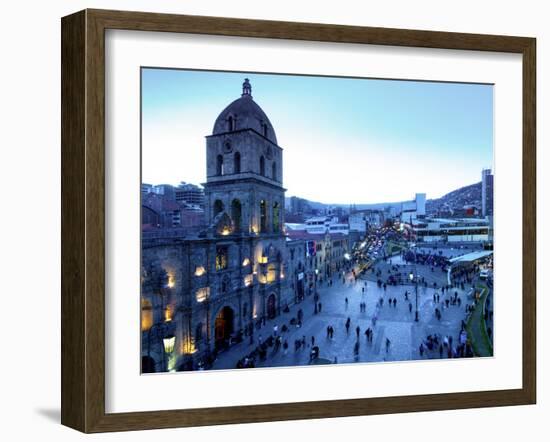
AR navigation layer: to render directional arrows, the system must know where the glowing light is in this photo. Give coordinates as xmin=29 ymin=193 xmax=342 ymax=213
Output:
xmin=242 ymin=258 xmax=250 ymax=267
xmin=181 ymin=340 xmax=197 ymax=355
xmin=164 ymin=305 xmax=173 ymax=322
xmin=258 ymin=256 xmax=268 ymax=264
xmin=196 ymin=287 xmax=209 ymax=303
xmin=344 ymin=253 xmax=351 ymax=260
xmin=167 ymin=273 xmax=175 ymax=288
xmin=141 ymin=299 xmax=153 ymax=331
xmin=244 ymin=274 xmax=253 ymax=287
xmin=163 ymin=335 xmax=176 ymax=354
xmin=194 ymin=266 xmax=206 ymax=277
xmin=221 ymin=227 xmax=231 ymax=236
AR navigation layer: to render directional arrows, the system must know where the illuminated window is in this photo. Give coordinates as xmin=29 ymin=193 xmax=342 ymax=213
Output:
xmin=216 ymin=246 xmax=228 ymax=271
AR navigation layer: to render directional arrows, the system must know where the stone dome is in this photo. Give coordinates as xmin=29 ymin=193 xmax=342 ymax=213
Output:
xmin=212 ymin=79 xmax=278 ymax=144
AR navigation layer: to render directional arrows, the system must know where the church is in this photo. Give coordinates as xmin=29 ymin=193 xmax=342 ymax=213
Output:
xmin=141 ymin=79 xmax=298 ymax=372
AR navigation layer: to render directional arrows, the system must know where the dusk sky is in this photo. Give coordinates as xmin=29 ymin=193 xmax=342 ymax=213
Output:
xmin=141 ymin=68 xmax=493 ymax=204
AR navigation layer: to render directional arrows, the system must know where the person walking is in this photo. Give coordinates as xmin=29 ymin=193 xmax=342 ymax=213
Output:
xmin=392 ymin=298 xmax=397 ymax=308
xmin=356 ymin=325 xmax=360 ymax=338
xmin=345 ymin=317 xmax=351 ymax=334
xmin=385 ymin=338 xmax=391 ymax=353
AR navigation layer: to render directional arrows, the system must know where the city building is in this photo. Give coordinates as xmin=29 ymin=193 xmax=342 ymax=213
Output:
xmin=141 ymin=79 xmax=291 ymax=372
xmin=482 ymin=168 xmax=494 ymax=217
xmin=400 ymin=193 xmax=426 ymax=222
xmin=349 ymin=209 xmax=384 ymax=233
xmin=141 ymin=183 xmax=153 ymax=194
xmin=152 ymin=183 xmax=176 ymax=199
xmin=411 ymin=217 xmax=490 ymax=243
xmin=285 ymin=215 xmax=349 ymax=235
xmin=286 ymin=230 xmax=350 ymax=283
xmin=175 ymin=182 xmax=205 ymax=208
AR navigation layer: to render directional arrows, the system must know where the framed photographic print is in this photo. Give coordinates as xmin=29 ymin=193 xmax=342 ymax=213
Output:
xmin=61 ymin=9 xmax=536 ymax=433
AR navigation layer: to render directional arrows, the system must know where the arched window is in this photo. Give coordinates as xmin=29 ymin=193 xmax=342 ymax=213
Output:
xmin=216 ymin=154 xmax=224 ymax=175
xmin=227 ymin=116 xmax=234 ymax=131
xmin=231 ymin=199 xmax=242 ymax=232
xmin=259 ymin=155 xmax=265 ymax=176
xmin=234 ymin=151 xmax=241 ymax=174
xmin=260 ymin=200 xmax=267 ymax=233
xmin=272 ymin=162 xmax=277 ymax=181
xmin=261 ymin=122 xmax=268 ymax=137
xmin=213 ymin=200 xmax=224 ymax=218
xmin=273 ymin=202 xmax=280 ymax=233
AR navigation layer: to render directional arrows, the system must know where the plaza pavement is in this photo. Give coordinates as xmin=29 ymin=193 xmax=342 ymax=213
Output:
xmin=209 ymin=263 xmax=474 ymax=371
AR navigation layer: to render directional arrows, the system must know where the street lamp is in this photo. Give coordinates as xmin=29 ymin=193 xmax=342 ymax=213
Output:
xmin=163 ymin=334 xmax=176 ymax=354
xmin=409 ymin=244 xmax=420 ymax=322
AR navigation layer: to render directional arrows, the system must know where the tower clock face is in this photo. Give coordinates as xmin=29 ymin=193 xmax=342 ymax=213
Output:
xmin=266 ymin=146 xmax=273 ymax=160
xmin=223 ymin=141 xmax=232 ymax=153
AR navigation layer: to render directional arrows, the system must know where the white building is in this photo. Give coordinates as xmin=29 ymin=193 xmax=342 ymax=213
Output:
xmin=349 ymin=210 xmax=383 ymax=233
xmin=412 ymin=217 xmax=489 ymax=243
xmin=400 ymin=193 xmax=426 ymax=222
xmin=285 ymin=215 xmax=349 ymax=235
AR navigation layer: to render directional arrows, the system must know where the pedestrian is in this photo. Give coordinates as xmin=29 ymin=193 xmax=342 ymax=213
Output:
xmin=345 ymin=318 xmax=351 ymax=334
xmin=409 ymin=302 xmax=412 ymax=313
xmin=283 ymin=340 xmax=288 ymax=355
xmin=311 ymin=336 xmax=315 ymax=346
xmin=273 ymin=324 xmax=278 ymax=336
xmin=419 ymin=342 xmax=424 ymax=357
xmin=318 ymin=302 xmax=322 ymax=313
xmin=439 ymin=343 xmax=444 ymax=358
xmin=326 ymin=325 xmax=331 ymax=338
xmin=385 ymin=338 xmax=391 ymax=353
xmin=392 ymin=298 xmax=397 ymax=308
xmin=356 ymin=325 xmax=360 ymax=338
xmin=345 ymin=297 xmax=349 ymax=307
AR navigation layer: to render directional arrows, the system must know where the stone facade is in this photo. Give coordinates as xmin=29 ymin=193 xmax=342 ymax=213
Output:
xmin=141 ymin=80 xmax=293 ymax=372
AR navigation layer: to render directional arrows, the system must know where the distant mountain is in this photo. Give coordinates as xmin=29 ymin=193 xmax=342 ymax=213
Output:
xmin=286 ymin=181 xmax=483 ymax=216
xmin=426 ymin=182 xmax=482 ymax=214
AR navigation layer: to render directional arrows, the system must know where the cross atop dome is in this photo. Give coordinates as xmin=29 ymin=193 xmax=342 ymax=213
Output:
xmin=242 ymin=78 xmax=252 ymax=97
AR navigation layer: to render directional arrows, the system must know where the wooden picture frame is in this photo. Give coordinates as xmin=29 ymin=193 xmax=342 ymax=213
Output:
xmin=61 ymin=9 xmax=536 ymax=433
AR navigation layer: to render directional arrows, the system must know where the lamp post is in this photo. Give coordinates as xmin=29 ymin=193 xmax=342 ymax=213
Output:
xmin=409 ymin=244 xmax=420 ymax=322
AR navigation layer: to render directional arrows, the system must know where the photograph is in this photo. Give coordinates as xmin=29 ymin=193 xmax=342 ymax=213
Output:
xmin=140 ymin=68 xmax=495 ymax=374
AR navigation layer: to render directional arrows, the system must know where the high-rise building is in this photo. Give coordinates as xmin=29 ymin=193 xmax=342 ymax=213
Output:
xmin=175 ymin=182 xmax=205 ymax=208
xmin=481 ymin=168 xmax=494 ymax=217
